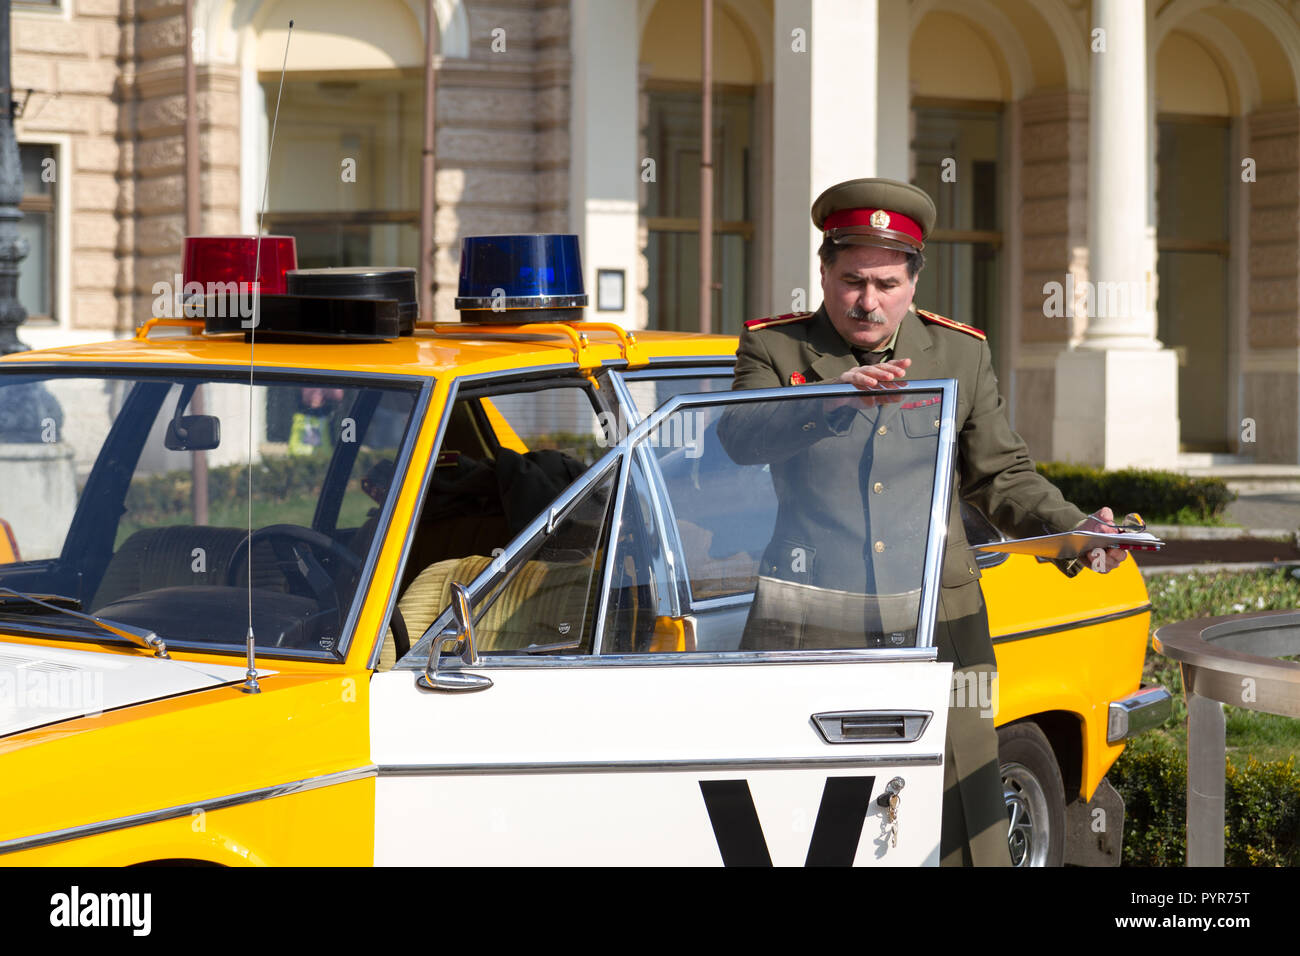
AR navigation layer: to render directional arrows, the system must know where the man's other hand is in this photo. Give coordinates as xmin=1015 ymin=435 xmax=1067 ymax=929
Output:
xmin=1078 ymin=506 xmax=1130 ymax=573
xmin=825 ymin=358 xmax=912 ymax=411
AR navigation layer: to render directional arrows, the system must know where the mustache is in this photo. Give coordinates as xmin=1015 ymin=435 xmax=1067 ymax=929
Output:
xmin=846 ymin=305 xmax=887 ymax=323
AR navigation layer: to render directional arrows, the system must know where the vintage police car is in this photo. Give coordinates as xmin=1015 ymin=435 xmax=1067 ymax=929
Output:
xmin=0 ymin=234 xmax=1166 ymax=866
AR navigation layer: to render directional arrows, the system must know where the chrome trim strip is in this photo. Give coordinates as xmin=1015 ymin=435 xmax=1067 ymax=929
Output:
xmin=990 ymin=604 xmax=1152 ymax=645
xmin=591 ymin=436 xmax=632 ymax=650
xmin=0 ymin=765 xmax=377 ymax=856
xmin=377 ymin=754 xmax=943 ymax=776
xmin=618 ymin=366 xmax=736 ymax=381
xmin=917 ymin=380 xmax=957 ymax=650
xmin=638 ymin=355 xmax=738 ymax=369
xmin=0 ymin=361 xmax=431 ymax=384
xmin=395 ymin=646 xmax=940 ymax=669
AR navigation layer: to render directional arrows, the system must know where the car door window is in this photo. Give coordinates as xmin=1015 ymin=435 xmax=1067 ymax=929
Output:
xmin=604 ymin=386 xmax=952 ymax=653
xmin=402 ymin=383 xmax=955 ymax=664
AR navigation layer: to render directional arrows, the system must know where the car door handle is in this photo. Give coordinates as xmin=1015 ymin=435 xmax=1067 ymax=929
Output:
xmin=812 ymin=710 xmax=932 ymax=744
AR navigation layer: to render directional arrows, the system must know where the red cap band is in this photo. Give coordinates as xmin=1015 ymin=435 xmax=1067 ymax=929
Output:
xmin=823 ymin=208 xmax=923 ymax=245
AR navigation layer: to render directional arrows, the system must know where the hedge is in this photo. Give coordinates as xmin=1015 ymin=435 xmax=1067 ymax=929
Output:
xmin=1108 ymin=737 xmax=1300 ymax=866
xmin=123 ymin=448 xmax=392 ymax=524
xmin=1036 ymin=462 xmax=1235 ymax=524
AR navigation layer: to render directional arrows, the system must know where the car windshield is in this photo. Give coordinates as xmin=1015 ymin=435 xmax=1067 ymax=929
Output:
xmin=0 ymin=370 xmax=420 ymax=658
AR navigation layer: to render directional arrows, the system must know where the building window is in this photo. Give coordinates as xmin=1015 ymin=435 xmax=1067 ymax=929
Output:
xmin=913 ymin=104 xmax=1003 ymax=369
xmin=643 ymin=86 xmax=755 ymax=335
xmin=261 ymin=77 xmax=421 ymax=271
xmin=1156 ymin=116 xmax=1231 ymax=454
xmin=18 ymin=144 xmax=56 ymax=322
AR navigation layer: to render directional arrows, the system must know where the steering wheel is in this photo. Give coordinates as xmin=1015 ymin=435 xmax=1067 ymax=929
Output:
xmin=226 ymin=524 xmax=363 ymax=646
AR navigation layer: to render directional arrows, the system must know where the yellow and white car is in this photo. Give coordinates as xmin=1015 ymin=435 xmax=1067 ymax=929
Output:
xmin=0 ymin=238 xmax=1166 ymax=866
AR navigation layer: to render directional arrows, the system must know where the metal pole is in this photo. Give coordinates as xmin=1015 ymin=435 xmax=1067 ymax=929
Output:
xmin=184 ymin=0 xmax=200 ymax=235
xmin=1185 ymin=690 xmax=1226 ymax=866
xmin=419 ymin=0 xmax=438 ymax=323
xmin=698 ymin=0 xmax=713 ymax=334
xmin=0 ymin=0 xmax=29 ymax=355
xmin=184 ymin=0 xmax=209 ymax=525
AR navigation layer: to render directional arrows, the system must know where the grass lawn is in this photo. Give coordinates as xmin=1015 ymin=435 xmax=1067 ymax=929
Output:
xmin=1142 ymin=567 xmax=1300 ymax=764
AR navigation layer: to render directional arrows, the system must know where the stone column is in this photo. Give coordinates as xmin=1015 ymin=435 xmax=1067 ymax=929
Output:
xmin=1016 ymin=92 xmax=1088 ymax=459
xmin=1053 ymin=0 xmax=1179 ymax=468
xmin=568 ymin=0 xmax=638 ymax=329
xmin=771 ymin=0 xmax=879 ymax=314
xmin=1241 ymin=107 xmax=1300 ymax=463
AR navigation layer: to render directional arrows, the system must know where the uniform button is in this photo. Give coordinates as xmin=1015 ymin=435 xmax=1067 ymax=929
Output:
xmin=873 ymin=481 xmax=884 ymax=494
xmin=968 ymin=567 xmax=976 ymax=574
xmin=874 ymin=541 xmax=885 ymax=553
xmin=877 ymin=425 xmax=888 ymax=436
xmin=934 ymin=419 xmax=941 ymax=427
xmin=802 ymin=421 xmax=816 ymax=431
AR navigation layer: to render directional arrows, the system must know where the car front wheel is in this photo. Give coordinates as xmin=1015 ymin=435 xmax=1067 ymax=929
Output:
xmin=997 ymin=722 xmax=1066 ymax=867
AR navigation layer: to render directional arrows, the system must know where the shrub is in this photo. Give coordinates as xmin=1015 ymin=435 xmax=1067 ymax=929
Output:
xmin=1109 ymin=737 xmax=1300 ymax=866
xmin=1035 ymin=462 xmax=1235 ymax=525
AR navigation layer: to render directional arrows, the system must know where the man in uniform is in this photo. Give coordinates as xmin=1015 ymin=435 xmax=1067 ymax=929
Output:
xmin=720 ymin=177 xmax=1129 ymax=866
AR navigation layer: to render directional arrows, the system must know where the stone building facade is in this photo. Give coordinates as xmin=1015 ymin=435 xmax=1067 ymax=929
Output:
xmin=13 ymin=0 xmax=1300 ymax=468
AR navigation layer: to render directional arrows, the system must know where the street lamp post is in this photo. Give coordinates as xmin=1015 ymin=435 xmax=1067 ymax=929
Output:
xmin=0 ymin=0 xmax=30 ymax=356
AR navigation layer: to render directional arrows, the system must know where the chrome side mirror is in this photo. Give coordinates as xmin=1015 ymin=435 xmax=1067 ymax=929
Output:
xmin=417 ymin=582 xmax=493 ymax=692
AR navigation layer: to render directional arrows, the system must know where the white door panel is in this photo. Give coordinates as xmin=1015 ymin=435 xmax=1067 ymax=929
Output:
xmin=371 ymin=660 xmax=950 ymax=865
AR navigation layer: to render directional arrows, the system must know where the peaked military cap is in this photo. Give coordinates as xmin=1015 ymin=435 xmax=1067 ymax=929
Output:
xmin=811 ymin=178 xmax=937 ymax=253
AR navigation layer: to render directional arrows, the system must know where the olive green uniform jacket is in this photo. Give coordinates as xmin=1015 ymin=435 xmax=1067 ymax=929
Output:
xmin=723 ymin=304 xmax=1087 ymax=668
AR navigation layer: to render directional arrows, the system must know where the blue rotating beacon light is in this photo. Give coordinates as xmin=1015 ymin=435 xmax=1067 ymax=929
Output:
xmin=455 ymin=234 xmax=587 ymax=324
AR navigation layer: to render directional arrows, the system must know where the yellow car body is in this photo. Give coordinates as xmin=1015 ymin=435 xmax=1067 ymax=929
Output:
xmin=0 ymin=321 xmax=1157 ymax=866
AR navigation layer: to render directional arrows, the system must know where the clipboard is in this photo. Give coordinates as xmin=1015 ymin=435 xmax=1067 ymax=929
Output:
xmin=972 ymin=530 xmax=1165 ymax=560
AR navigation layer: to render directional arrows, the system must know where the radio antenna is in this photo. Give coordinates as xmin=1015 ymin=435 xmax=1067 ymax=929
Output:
xmin=242 ymin=18 xmax=294 ymax=695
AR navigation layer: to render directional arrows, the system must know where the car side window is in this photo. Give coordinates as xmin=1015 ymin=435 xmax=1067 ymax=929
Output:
xmin=388 ymin=379 xmax=607 ymax=661
xmin=607 ymin=390 xmax=946 ymax=653
xmin=398 ymin=464 xmax=616 ymax=658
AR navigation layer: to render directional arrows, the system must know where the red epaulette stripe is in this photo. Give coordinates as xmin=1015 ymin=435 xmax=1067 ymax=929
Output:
xmin=917 ymin=308 xmax=986 ymax=340
xmin=744 ymin=311 xmax=815 ymax=331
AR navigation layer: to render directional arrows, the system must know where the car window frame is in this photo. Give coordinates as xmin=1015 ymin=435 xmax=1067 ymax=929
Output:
xmin=397 ymin=379 xmax=959 ymax=669
xmin=0 ymin=362 xmax=431 ymax=664
xmin=365 ymin=364 xmax=616 ymax=669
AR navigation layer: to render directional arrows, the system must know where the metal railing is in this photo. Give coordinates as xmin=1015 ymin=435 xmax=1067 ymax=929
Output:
xmin=1154 ymin=609 xmax=1300 ymax=866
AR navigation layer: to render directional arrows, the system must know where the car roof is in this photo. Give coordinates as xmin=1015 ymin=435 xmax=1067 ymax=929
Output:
xmin=0 ymin=328 xmax=739 ymax=379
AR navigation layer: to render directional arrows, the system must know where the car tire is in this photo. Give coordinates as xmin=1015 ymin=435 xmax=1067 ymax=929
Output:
xmin=997 ymin=722 xmax=1066 ymax=867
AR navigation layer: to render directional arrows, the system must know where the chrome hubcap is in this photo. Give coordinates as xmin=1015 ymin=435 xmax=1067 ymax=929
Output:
xmin=1002 ymin=761 xmax=1050 ymax=867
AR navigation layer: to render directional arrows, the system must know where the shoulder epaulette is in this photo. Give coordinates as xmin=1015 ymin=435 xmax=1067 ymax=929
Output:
xmin=743 ymin=311 xmax=814 ymax=331
xmin=917 ymin=308 xmax=986 ymax=340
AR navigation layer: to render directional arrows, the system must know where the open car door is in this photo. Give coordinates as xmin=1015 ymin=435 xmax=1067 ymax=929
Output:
xmin=371 ymin=380 xmax=959 ymax=865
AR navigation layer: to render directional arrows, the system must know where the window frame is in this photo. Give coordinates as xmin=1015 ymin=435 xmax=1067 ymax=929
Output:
xmin=0 ymin=362 xmax=430 ymax=663
xmin=397 ymin=379 xmax=959 ymax=669
xmin=369 ymin=364 xmax=616 ymax=668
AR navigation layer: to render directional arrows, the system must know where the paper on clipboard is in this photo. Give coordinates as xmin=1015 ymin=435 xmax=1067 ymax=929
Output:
xmin=971 ymin=530 xmax=1165 ymax=560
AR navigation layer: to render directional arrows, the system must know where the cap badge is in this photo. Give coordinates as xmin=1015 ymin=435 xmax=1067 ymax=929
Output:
xmin=869 ymin=209 xmax=891 ymax=229
xmin=789 ymin=371 xmax=806 ymax=385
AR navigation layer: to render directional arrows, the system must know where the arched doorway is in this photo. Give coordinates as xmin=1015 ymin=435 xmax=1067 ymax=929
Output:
xmin=1153 ymin=2 xmax=1300 ymax=458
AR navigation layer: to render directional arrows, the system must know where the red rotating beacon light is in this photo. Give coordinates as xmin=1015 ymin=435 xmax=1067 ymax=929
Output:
xmin=181 ymin=235 xmax=298 ymax=293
